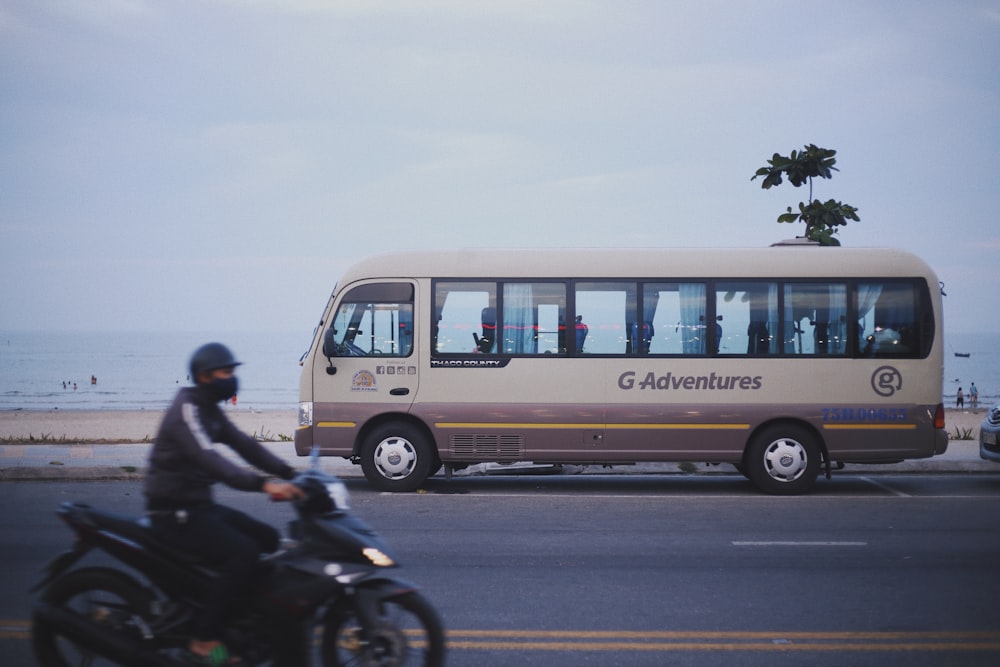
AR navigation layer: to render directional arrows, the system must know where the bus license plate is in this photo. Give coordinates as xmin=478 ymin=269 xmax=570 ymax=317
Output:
xmin=984 ymin=431 xmax=997 ymax=446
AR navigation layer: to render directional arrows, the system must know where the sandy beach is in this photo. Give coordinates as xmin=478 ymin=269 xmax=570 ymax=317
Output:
xmin=0 ymin=408 xmax=299 ymax=442
xmin=0 ymin=406 xmax=985 ymax=443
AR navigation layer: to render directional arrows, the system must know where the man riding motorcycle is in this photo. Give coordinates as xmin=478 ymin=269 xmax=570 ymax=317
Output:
xmin=145 ymin=342 xmax=304 ymax=664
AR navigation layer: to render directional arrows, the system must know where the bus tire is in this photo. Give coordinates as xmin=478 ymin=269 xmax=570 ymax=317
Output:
xmin=745 ymin=424 xmax=821 ymax=495
xmin=360 ymin=423 xmax=435 ymax=492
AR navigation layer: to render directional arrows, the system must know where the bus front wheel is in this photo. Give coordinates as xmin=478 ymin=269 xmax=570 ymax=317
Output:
xmin=745 ymin=425 xmax=821 ymax=495
xmin=360 ymin=423 xmax=435 ymax=492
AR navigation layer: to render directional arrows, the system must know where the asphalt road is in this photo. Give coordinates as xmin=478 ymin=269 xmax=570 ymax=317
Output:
xmin=4 ymin=473 xmax=1000 ymax=666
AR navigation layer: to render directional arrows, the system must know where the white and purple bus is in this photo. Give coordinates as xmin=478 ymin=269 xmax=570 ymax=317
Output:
xmin=296 ymin=243 xmax=947 ymax=494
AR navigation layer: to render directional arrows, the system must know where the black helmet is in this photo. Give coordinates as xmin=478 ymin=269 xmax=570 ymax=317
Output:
xmin=189 ymin=342 xmax=242 ymax=378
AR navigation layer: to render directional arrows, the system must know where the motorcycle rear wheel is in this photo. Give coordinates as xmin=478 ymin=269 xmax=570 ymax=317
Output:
xmin=33 ymin=567 xmax=156 ymax=667
xmin=320 ymin=591 xmax=445 ymax=667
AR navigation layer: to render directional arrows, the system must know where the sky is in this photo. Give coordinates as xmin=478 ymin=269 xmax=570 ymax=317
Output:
xmin=2 ymin=0 xmax=998 ymax=336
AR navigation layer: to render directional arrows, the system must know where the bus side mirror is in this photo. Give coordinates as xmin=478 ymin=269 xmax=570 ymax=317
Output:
xmin=322 ymin=328 xmax=339 ymax=375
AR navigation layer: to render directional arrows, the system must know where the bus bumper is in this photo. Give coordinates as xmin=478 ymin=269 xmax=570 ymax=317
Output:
xmin=934 ymin=429 xmax=948 ymax=455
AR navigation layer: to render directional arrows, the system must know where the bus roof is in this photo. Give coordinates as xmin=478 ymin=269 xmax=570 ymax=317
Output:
xmin=334 ymin=246 xmax=938 ymax=285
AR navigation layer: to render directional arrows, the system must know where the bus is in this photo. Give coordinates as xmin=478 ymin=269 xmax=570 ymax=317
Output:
xmin=295 ymin=243 xmax=948 ymax=494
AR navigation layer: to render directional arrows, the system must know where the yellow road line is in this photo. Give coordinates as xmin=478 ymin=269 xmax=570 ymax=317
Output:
xmin=444 ymin=629 xmax=1000 ymax=652
xmin=0 ymin=619 xmax=30 ymax=639
xmin=445 ymin=629 xmax=1000 ymax=640
xmin=447 ymin=640 xmax=1000 ymax=652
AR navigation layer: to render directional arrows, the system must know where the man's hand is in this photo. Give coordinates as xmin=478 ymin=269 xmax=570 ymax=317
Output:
xmin=264 ymin=480 xmax=305 ymax=501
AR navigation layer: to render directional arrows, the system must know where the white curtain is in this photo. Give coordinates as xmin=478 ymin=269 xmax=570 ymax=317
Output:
xmin=503 ymin=284 xmax=536 ymax=353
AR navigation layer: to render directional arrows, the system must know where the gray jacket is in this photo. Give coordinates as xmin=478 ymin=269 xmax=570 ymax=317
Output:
xmin=144 ymin=385 xmax=295 ymax=511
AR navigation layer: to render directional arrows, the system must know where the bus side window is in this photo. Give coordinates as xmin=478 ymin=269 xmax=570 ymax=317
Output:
xmin=574 ymin=282 xmax=636 ymax=355
xmin=644 ymin=283 xmax=707 ymax=355
xmin=857 ymin=281 xmax=922 ymax=357
xmin=434 ymin=281 xmax=497 ymax=354
xmin=783 ymin=283 xmax=848 ymax=356
xmin=501 ymin=282 xmax=566 ymax=355
xmin=716 ymin=282 xmax=778 ymax=356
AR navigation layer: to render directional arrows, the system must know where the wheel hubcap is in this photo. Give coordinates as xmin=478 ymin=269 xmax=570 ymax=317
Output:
xmin=762 ymin=438 xmax=807 ymax=482
xmin=373 ymin=437 xmax=417 ymax=480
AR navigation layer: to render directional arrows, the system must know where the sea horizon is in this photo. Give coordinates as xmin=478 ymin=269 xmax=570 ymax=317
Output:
xmin=2 ymin=329 xmax=998 ymax=411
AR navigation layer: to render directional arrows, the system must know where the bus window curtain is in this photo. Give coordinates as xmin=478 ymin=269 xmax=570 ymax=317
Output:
xmin=857 ymin=283 xmax=883 ymax=353
xmin=503 ymin=284 xmax=536 ymax=354
xmin=641 ymin=293 xmax=658 ymax=353
xmin=827 ymin=284 xmax=847 ymax=354
xmin=748 ymin=284 xmax=778 ymax=356
xmin=679 ymin=284 xmax=706 ymax=355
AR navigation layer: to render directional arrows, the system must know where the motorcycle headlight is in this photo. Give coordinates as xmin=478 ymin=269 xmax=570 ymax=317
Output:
xmin=362 ymin=547 xmax=395 ymax=567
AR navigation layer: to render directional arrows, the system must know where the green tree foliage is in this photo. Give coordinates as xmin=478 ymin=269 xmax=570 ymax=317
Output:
xmin=751 ymin=144 xmax=860 ymax=246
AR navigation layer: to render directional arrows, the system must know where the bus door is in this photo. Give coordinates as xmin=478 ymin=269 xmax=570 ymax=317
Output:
xmin=313 ymin=281 xmax=419 ymax=448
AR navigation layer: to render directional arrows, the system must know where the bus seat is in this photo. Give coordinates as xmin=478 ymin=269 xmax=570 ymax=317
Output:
xmin=630 ymin=321 xmax=653 ymax=354
xmin=747 ymin=322 xmax=769 ymax=355
xmin=473 ymin=307 xmax=496 ymax=353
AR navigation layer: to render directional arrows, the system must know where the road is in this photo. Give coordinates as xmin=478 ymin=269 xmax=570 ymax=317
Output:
xmin=4 ymin=471 xmax=1000 ymax=666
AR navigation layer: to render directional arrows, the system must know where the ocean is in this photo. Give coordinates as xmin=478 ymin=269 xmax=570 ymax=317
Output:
xmin=1 ymin=329 xmax=998 ymax=411
xmin=943 ymin=331 xmax=1000 ymax=407
xmin=0 ymin=330 xmax=312 ymax=411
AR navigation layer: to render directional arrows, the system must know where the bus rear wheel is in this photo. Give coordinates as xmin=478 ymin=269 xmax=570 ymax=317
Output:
xmin=745 ymin=424 xmax=821 ymax=495
xmin=360 ymin=423 xmax=435 ymax=492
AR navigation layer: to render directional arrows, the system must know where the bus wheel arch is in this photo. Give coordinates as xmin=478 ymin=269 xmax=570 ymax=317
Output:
xmin=356 ymin=417 xmax=440 ymax=492
xmin=743 ymin=420 xmax=826 ymax=495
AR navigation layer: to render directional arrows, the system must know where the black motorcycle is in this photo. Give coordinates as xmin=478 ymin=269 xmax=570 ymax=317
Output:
xmin=31 ymin=468 xmax=446 ymax=666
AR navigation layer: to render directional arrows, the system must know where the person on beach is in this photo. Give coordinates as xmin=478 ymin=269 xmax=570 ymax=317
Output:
xmin=144 ymin=342 xmax=303 ymax=665
xmin=957 ymin=387 xmax=964 ymax=408
xmin=970 ymin=382 xmax=979 ymax=410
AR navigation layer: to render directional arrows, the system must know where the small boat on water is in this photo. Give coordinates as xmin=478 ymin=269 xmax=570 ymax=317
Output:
xmin=954 ymin=352 xmax=971 ymax=358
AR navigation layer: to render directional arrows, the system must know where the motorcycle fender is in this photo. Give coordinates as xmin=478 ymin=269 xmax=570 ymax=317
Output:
xmin=30 ymin=544 xmax=91 ymax=593
xmin=329 ymin=577 xmax=423 ymax=630
xmin=357 ymin=576 xmax=422 ymax=601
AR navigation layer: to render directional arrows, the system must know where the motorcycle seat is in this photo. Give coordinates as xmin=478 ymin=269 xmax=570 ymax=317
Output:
xmin=60 ymin=502 xmax=215 ymax=567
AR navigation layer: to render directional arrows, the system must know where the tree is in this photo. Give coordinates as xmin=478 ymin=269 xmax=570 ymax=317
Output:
xmin=751 ymin=144 xmax=859 ymax=246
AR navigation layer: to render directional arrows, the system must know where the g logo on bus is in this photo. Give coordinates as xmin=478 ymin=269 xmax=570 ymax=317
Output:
xmin=871 ymin=366 xmax=902 ymax=397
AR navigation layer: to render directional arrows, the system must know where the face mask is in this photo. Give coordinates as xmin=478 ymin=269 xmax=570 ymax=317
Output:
xmin=205 ymin=376 xmax=239 ymax=402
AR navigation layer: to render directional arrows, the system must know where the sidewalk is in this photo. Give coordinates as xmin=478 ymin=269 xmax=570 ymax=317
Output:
xmin=0 ymin=438 xmax=992 ymax=482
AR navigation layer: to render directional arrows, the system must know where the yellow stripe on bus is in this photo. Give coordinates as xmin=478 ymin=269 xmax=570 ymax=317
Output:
xmin=316 ymin=421 xmax=358 ymax=428
xmin=436 ymin=423 xmax=750 ymax=430
xmin=822 ymin=424 xmax=918 ymax=431
xmin=606 ymin=423 xmax=750 ymax=431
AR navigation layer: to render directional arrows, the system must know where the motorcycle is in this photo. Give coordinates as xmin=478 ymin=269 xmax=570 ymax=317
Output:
xmin=30 ymin=466 xmax=446 ymax=667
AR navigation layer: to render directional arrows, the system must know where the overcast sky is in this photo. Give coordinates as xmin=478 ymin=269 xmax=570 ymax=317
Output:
xmin=2 ymin=0 xmax=998 ymax=336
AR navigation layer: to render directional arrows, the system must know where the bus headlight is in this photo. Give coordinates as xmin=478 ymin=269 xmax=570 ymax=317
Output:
xmin=298 ymin=401 xmax=313 ymax=427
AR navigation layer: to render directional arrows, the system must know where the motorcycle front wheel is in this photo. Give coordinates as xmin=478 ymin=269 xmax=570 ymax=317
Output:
xmin=320 ymin=591 xmax=445 ymax=667
xmin=33 ymin=567 xmax=156 ymax=667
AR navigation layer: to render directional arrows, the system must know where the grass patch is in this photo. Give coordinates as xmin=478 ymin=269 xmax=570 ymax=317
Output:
xmin=253 ymin=428 xmax=293 ymax=442
xmin=950 ymin=426 xmax=975 ymax=441
xmin=1 ymin=436 xmax=153 ymax=445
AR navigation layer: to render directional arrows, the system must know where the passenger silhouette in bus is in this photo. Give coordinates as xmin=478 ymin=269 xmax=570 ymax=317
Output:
xmin=575 ymin=315 xmax=589 ymax=353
